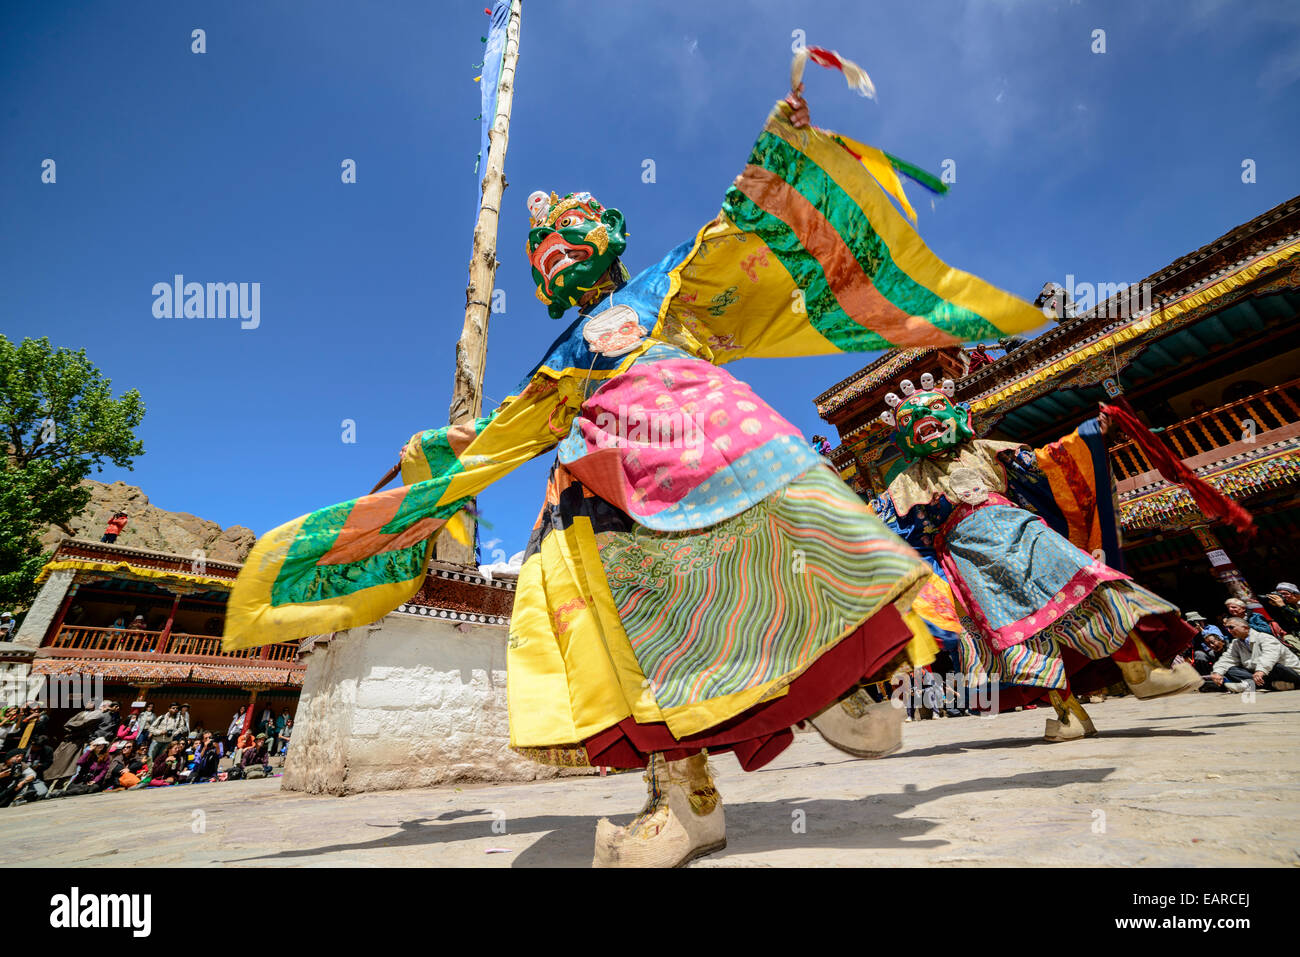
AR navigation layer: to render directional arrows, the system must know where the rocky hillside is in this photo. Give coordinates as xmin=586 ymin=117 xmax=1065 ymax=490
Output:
xmin=41 ymin=479 xmax=256 ymax=564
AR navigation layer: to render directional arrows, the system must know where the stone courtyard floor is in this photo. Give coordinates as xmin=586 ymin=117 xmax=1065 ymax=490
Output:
xmin=2 ymin=690 xmax=1297 ymax=867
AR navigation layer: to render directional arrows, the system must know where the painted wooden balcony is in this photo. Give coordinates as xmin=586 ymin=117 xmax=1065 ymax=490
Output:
xmin=1110 ymin=377 xmax=1300 ymax=485
xmin=48 ymin=625 xmax=299 ymax=662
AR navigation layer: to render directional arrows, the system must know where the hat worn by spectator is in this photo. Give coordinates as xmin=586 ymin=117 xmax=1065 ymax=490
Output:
xmin=90 ymin=737 xmax=110 ymax=746
xmin=255 ymin=733 xmax=267 ymax=740
xmin=1277 ymin=582 xmax=1299 ymax=595
xmin=1185 ymin=611 xmax=1207 ymax=623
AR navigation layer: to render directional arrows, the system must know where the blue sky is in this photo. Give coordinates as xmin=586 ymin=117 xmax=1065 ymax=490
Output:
xmin=4 ymin=0 xmax=1298 ymax=561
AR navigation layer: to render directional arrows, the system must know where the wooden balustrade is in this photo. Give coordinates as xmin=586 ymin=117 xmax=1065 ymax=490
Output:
xmin=50 ymin=625 xmax=299 ymax=663
xmin=51 ymin=625 xmax=162 ymax=654
xmin=1109 ymin=378 xmax=1300 ymax=482
xmin=264 ymin=642 xmax=298 ymax=662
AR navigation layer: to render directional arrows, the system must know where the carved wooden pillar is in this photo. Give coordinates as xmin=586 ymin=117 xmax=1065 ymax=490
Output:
xmin=242 ymin=687 xmax=260 ymax=734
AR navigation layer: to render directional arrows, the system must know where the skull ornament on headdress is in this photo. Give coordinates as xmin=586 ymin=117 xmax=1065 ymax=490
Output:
xmin=891 ymin=387 xmax=974 ymax=462
xmin=526 ymin=189 xmax=628 ymax=318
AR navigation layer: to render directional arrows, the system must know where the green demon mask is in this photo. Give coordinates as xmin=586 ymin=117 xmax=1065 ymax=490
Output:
xmin=526 ymin=190 xmax=628 ymax=319
xmin=893 ymin=389 xmax=973 ymax=461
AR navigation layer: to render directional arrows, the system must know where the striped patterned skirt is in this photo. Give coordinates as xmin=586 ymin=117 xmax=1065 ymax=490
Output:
xmin=506 ymin=461 xmax=932 ymax=771
xmin=505 ymin=348 xmax=934 ymax=770
xmin=937 ymin=497 xmax=1180 ymax=697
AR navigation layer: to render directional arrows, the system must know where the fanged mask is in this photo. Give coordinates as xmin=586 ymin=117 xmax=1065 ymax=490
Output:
xmin=894 ymin=390 xmax=973 ymax=461
xmin=526 ymin=190 xmax=628 ymax=319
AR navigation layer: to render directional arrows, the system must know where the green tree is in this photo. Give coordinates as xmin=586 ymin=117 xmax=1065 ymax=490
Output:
xmin=1 ymin=335 xmax=145 ymax=610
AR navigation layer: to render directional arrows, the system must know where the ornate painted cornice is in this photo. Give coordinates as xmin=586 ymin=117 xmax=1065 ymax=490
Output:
xmin=1118 ymin=438 xmax=1300 ymax=532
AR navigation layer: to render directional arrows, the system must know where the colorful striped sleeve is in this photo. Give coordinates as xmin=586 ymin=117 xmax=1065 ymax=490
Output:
xmin=223 ymin=375 xmax=582 ymax=649
xmin=659 ymin=101 xmax=1045 ymax=362
xmin=1031 ymin=418 xmax=1124 ymax=571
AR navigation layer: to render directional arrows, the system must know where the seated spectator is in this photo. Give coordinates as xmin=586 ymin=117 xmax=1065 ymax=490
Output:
xmin=1186 ymin=612 xmax=1226 ymax=674
xmin=1223 ymin=597 xmax=1273 ymax=636
xmin=63 ymin=738 xmax=114 ymax=796
xmin=1207 ymin=617 xmax=1300 ymax=692
xmin=186 ymin=733 xmax=221 ymax=784
xmin=0 ymin=749 xmax=35 ymax=807
xmin=1265 ymin=581 xmax=1300 ymax=639
xmin=102 ymin=741 xmax=147 ymax=791
xmin=0 ymin=611 xmax=15 ymax=639
xmin=23 ymin=734 xmax=53 ymax=783
xmin=117 ymin=708 xmax=143 ymax=744
xmin=241 ymin=733 xmax=271 ymax=770
xmin=147 ymin=740 xmax=188 ymax=787
xmin=1186 ymin=610 xmax=1223 ymax=641
xmin=1193 ymin=631 xmax=1227 ymax=677
xmin=19 ymin=701 xmax=48 ymax=746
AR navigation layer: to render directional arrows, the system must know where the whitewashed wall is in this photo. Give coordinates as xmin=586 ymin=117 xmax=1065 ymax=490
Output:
xmin=14 ymin=569 xmax=75 ymax=647
xmin=281 ymin=612 xmax=571 ymax=794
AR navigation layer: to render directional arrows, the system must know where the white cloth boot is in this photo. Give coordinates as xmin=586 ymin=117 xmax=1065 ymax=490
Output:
xmin=1043 ymin=690 xmax=1098 ymax=742
xmin=809 ymin=687 xmax=904 ymax=759
xmin=1119 ymin=658 xmax=1203 ymax=700
xmin=592 ymin=751 xmax=726 ymax=868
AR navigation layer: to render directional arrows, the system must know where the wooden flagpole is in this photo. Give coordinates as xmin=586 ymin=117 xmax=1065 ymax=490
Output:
xmin=437 ymin=0 xmax=523 ymax=566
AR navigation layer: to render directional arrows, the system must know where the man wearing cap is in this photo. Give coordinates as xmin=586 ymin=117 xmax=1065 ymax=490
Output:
xmin=1185 ymin=612 xmax=1226 ymax=676
xmin=240 ymin=733 xmax=271 ymax=775
xmin=0 ymin=612 xmax=14 ymax=640
xmin=1264 ymin=583 xmax=1300 ymax=636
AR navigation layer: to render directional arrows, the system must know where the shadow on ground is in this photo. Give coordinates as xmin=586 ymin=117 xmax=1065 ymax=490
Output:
xmin=873 ymin=724 xmax=1212 ymax=762
xmin=228 ymin=766 xmax=1115 ymax=868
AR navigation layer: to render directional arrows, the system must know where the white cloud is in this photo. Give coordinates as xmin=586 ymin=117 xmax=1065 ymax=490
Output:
xmin=1258 ymin=43 xmax=1300 ymax=91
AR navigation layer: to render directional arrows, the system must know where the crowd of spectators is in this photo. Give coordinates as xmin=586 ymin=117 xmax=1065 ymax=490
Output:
xmin=1183 ymin=582 xmax=1300 ymax=693
xmin=0 ymin=698 xmax=294 ymax=808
